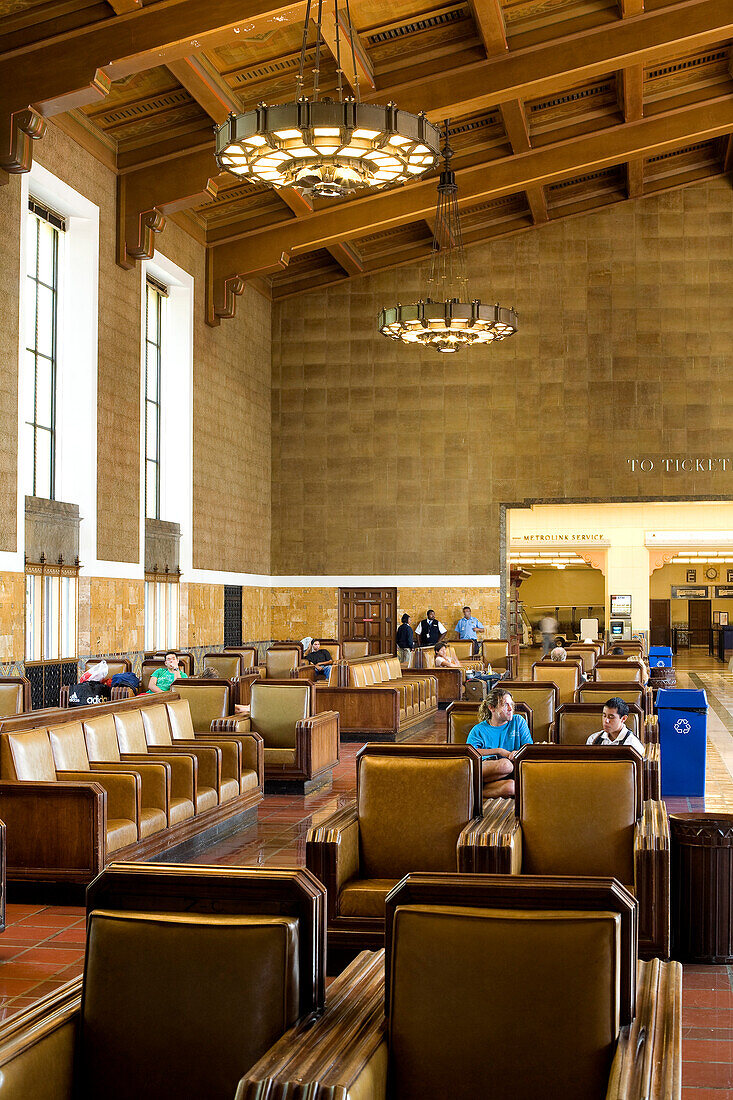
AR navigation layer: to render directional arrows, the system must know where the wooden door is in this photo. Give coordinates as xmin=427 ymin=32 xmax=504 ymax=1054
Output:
xmin=688 ymin=599 xmax=712 ymax=646
xmin=338 ymin=589 xmax=397 ymax=655
xmin=649 ymin=599 xmax=671 ymax=648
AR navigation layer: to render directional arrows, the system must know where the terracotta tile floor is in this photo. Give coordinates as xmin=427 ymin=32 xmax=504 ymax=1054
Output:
xmin=3 ymin=649 xmax=733 ymax=1092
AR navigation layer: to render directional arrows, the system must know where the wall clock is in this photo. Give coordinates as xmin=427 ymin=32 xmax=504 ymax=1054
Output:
xmin=705 ymin=567 xmax=718 ymax=580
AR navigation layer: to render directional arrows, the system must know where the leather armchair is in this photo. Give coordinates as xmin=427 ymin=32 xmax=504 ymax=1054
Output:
xmin=497 ymin=680 xmax=559 ymax=742
xmin=224 ymin=645 xmax=259 ymax=671
xmin=166 ymin=697 xmax=263 ymax=796
xmin=235 ymin=680 xmax=339 ymax=792
xmin=306 ymin=744 xmax=483 ymax=950
xmin=83 ymin=712 xmax=194 ymax=826
xmin=412 ymin=647 xmax=463 ymax=704
xmin=531 ymin=660 xmax=580 ymax=705
xmin=48 ymin=719 xmax=168 ymax=837
xmin=0 ymin=678 xmax=31 ymax=717
xmin=201 ymin=651 xmax=245 ymax=685
xmin=140 ymin=703 xmax=241 ymax=805
xmin=578 ymin=682 xmax=652 ymax=717
xmin=462 ymin=744 xmax=670 ymax=959
xmin=260 ymin=646 xmax=312 ymax=680
xmin=480 ymin=639 xmax=517 ymax=677
xmin=0 ymin=864 xmax=328 ymax=1100
xmin=239 ymin=874 xmax=682 ymax=1100
xmin=552 ymin=703 xmax=659 ymax=799
xmin=342 ymin=640 xmax=370 ymax=659
xmin=594 ymin=659 xmax=645 ymax=683
xmin=567 ymin=644 xmax=599 ymax=673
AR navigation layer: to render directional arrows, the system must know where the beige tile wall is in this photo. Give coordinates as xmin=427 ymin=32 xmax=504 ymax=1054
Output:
xmin=270 ymin=587 xmax=339 ymax=640
xmin=184 ymin=581 xmax=224 ymax=648
xmin=272 ymin=177 xmax=733 ymax=575
xmin=0 ymin=573 xmax=25 ymax=662
xmin=242 ymin=585 xmax=271 ymax=640
xmin=88 ymin=577 xmax=145 ymax=654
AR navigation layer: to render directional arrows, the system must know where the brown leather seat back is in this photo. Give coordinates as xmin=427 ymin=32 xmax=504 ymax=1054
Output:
xmin=342 ymin=641 xmax=369 ymax=659
xmin=141 ymin=705 xmax=174 ymax=747
xmin=388 ymin=901 xmax=621 ymax=1100
xmin=567 ymin=647 xmax=597 ymax=673
xmin=577 ymin=684 xmax=645 ymax=710
xmin=555 ymin=705 xmax=642 ymax=746
xmin=314 ymin=641 xmax=341 ymax=660
xmin=166 ymin=699 xmax=196 ymax=740
xmin=385 ymin=657 xmax=403 ymax=681
xmin=594 ymin=663 xmax=642 ymax=684
xmin=114 ymin=710 xmax=149 ymax=754
xmin=140 ymin=660 xmax=163 ymax=692
xmin=265 ymin=648 xmax=299 ymax=677
xmin=446 ymin=708 xmax=477 ymax=746
xmin=2 ymin=729 xmax=56 ymax=780
xmin=531 ymin=663 xmax=579 ymax=705
xmin=78 ymin=866 xmax=325 ymax=1100
xmin=481 ymin=639 xmax=510 ymax=670
xmin=174 ymin=681 xmax=231 ymax=729
xmin=450 ymin=641 xmax=474 ymax=659
xmin=48 ymin=721 xmax=91 ymax=770
xmin=251 ymin=682 xmax=310 ymax=748
xmin=356 ymin=750 xmax=477 ymax=879
xmin=83 ymin=714 xmax=123 ymax=762
xmin=420 ymin=648 xmax=436 ymax=668
xmin=202 ymin=653 xmax=242 ymax=679
xmin=225 ymin=647 xmax=258 ymax=669
xmin=499 ymin=682 xmax=557 ymax=742
xmin=516 ymin=750 xmax=639 ymax=884
xmin=0 ymin=678 xmax=29 ymax=717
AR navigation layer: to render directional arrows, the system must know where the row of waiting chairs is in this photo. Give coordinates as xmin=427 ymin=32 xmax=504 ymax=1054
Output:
xmin=0 ymin=861 xmax=681 ymax=1100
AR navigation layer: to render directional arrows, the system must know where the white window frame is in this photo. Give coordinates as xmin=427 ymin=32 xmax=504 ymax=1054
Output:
xmin=25 ymin=562 xmax=78 ymax=662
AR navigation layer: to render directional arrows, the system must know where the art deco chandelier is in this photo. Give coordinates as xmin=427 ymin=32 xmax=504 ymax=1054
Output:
xmin=214 ymin=0 xmax=440 ymax=198
xmin=379 ymin=127 xmax=519 ymax=353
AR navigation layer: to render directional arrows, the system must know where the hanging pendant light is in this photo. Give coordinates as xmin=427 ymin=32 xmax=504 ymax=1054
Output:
xmin=215 ymin=0 xmax=440 ymax=198
xmin=378 ymin=124 xmax=518 ymax=353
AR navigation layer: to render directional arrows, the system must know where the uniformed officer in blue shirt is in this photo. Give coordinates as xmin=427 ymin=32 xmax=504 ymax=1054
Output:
xmin=454 ymin=606 xmax=485 ymax=653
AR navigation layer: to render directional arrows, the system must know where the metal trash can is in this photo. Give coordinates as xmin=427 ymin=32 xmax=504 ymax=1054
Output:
xmin=670 ymin=813 xmax=733 ymax=962
xmin=657 ymin=688 xmax=708 ymax=798
xmin=649 ymin=645 xmax=673 ymax=668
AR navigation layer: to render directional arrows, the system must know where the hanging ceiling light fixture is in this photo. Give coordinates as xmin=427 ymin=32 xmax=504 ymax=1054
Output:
xmin=378 ymin=124 xmax=518 ymax=353
xmin=214 ymin=0 xmax=440 ymax=198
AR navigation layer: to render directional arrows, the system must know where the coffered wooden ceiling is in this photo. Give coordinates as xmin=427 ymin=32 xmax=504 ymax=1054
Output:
xmin=1 ymin=0 xmax=731 ymax=320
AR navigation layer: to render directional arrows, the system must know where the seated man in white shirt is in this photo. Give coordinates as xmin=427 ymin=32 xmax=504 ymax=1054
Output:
xmin=586 ymin=697 xmax=644 ymax=754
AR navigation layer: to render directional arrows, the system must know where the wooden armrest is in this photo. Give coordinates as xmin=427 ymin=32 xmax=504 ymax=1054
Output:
xmin=163 ymin=742 xmax=221 ymax=790
xmin=121 ymin=752 xmax=195 ymax=801
xmin=211 ymin=716 xmax=252 ymax=733
xmin=307 ymin=804 xmax=359 ymax=920
xmin=606 ymin=958 xmax=681 ymax=1098
xmin=236 ymin=951 xmax=386 ymax=1100
xmin=634 ymin=800 xmax=671 ymax=959
xmin=0 ymin=780 xmax=106 ymax=878
xmin=191 ymin=735 xmax=242 ymax=777
xmin=458 ymin=798 xmax=521 ymax=874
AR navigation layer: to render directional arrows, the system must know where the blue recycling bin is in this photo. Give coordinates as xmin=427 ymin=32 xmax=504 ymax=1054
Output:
xmin=657 ymin=688 xmax=708 ymax=798
xmin=649 ymin=646 xmax=673 ymax=668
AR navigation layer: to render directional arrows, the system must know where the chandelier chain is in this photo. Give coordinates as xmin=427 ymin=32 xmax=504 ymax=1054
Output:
xmin=333 ymin=0 xmax=344 ymax=102
xmin=296 ymin=0 xmax=314 ymax=99
xmin=313 ymin=0 xmax=324 ymax=102
xmin=343 ymin=0 xmax=361 ymax=102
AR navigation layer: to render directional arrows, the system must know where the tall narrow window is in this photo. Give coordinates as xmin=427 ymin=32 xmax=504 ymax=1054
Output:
xmin=25 ymin=563 xmax=78 ymax=662
xmin=144 ymin=573 xmax=179 ymax=650
xmin=24 ymin=199 xmax=64 ymax=499
xmin=145 ymin=277 xmax=166 ymax=519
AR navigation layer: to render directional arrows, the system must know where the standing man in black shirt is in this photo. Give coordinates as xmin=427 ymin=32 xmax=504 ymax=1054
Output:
xmin=415 ymin=609 xmax=447 ymax=649
xmin=396 ymin=613 xmax=415 ymax=664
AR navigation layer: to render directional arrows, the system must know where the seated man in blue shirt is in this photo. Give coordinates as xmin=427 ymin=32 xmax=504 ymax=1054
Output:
xmin=466 ymin=688 xmax=533 ymax=798
xmin=454 ymin=606 xmax=485 ymax=654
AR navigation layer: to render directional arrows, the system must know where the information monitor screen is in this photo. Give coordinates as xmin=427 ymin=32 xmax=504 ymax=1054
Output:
xmin=610 ymin=594 xmax=632 ymax=616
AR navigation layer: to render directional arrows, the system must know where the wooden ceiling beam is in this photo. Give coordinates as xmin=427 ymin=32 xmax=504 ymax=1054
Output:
xmin=362 ymin=0 xmax=733 ymax=120
xmin=167 ymin=57 xmax=241 ymax=125
xmin=724 ymin=134 xmax=733 ymax=173
xmin=469 ymin=0 xmax=508 ymax=57
xmin=526 ymin=186 xmax=549 ymax=223
xmin=278 ymin=185 xmax=364 ymax=274
xmin=626 ymin=158 xmax=644 ymax=197
xmin=619 ymin=0 xmax=644 ymax=15
xmin=619 ymin=64 xmax=644 ymax=123
xmin=205 ymin=95 xmax=733 ymax=316
xmin=498 ymin=101 xmax=548 ymax=225
xmin=116 ymin=149 xmax=222 ymax=267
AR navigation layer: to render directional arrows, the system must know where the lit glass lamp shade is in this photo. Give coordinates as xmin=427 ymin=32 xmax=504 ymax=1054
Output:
xmin=378 ymin=299 xmax=519 ymax=353
xmin=215 ymin=100 xmax=440 ymax=197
